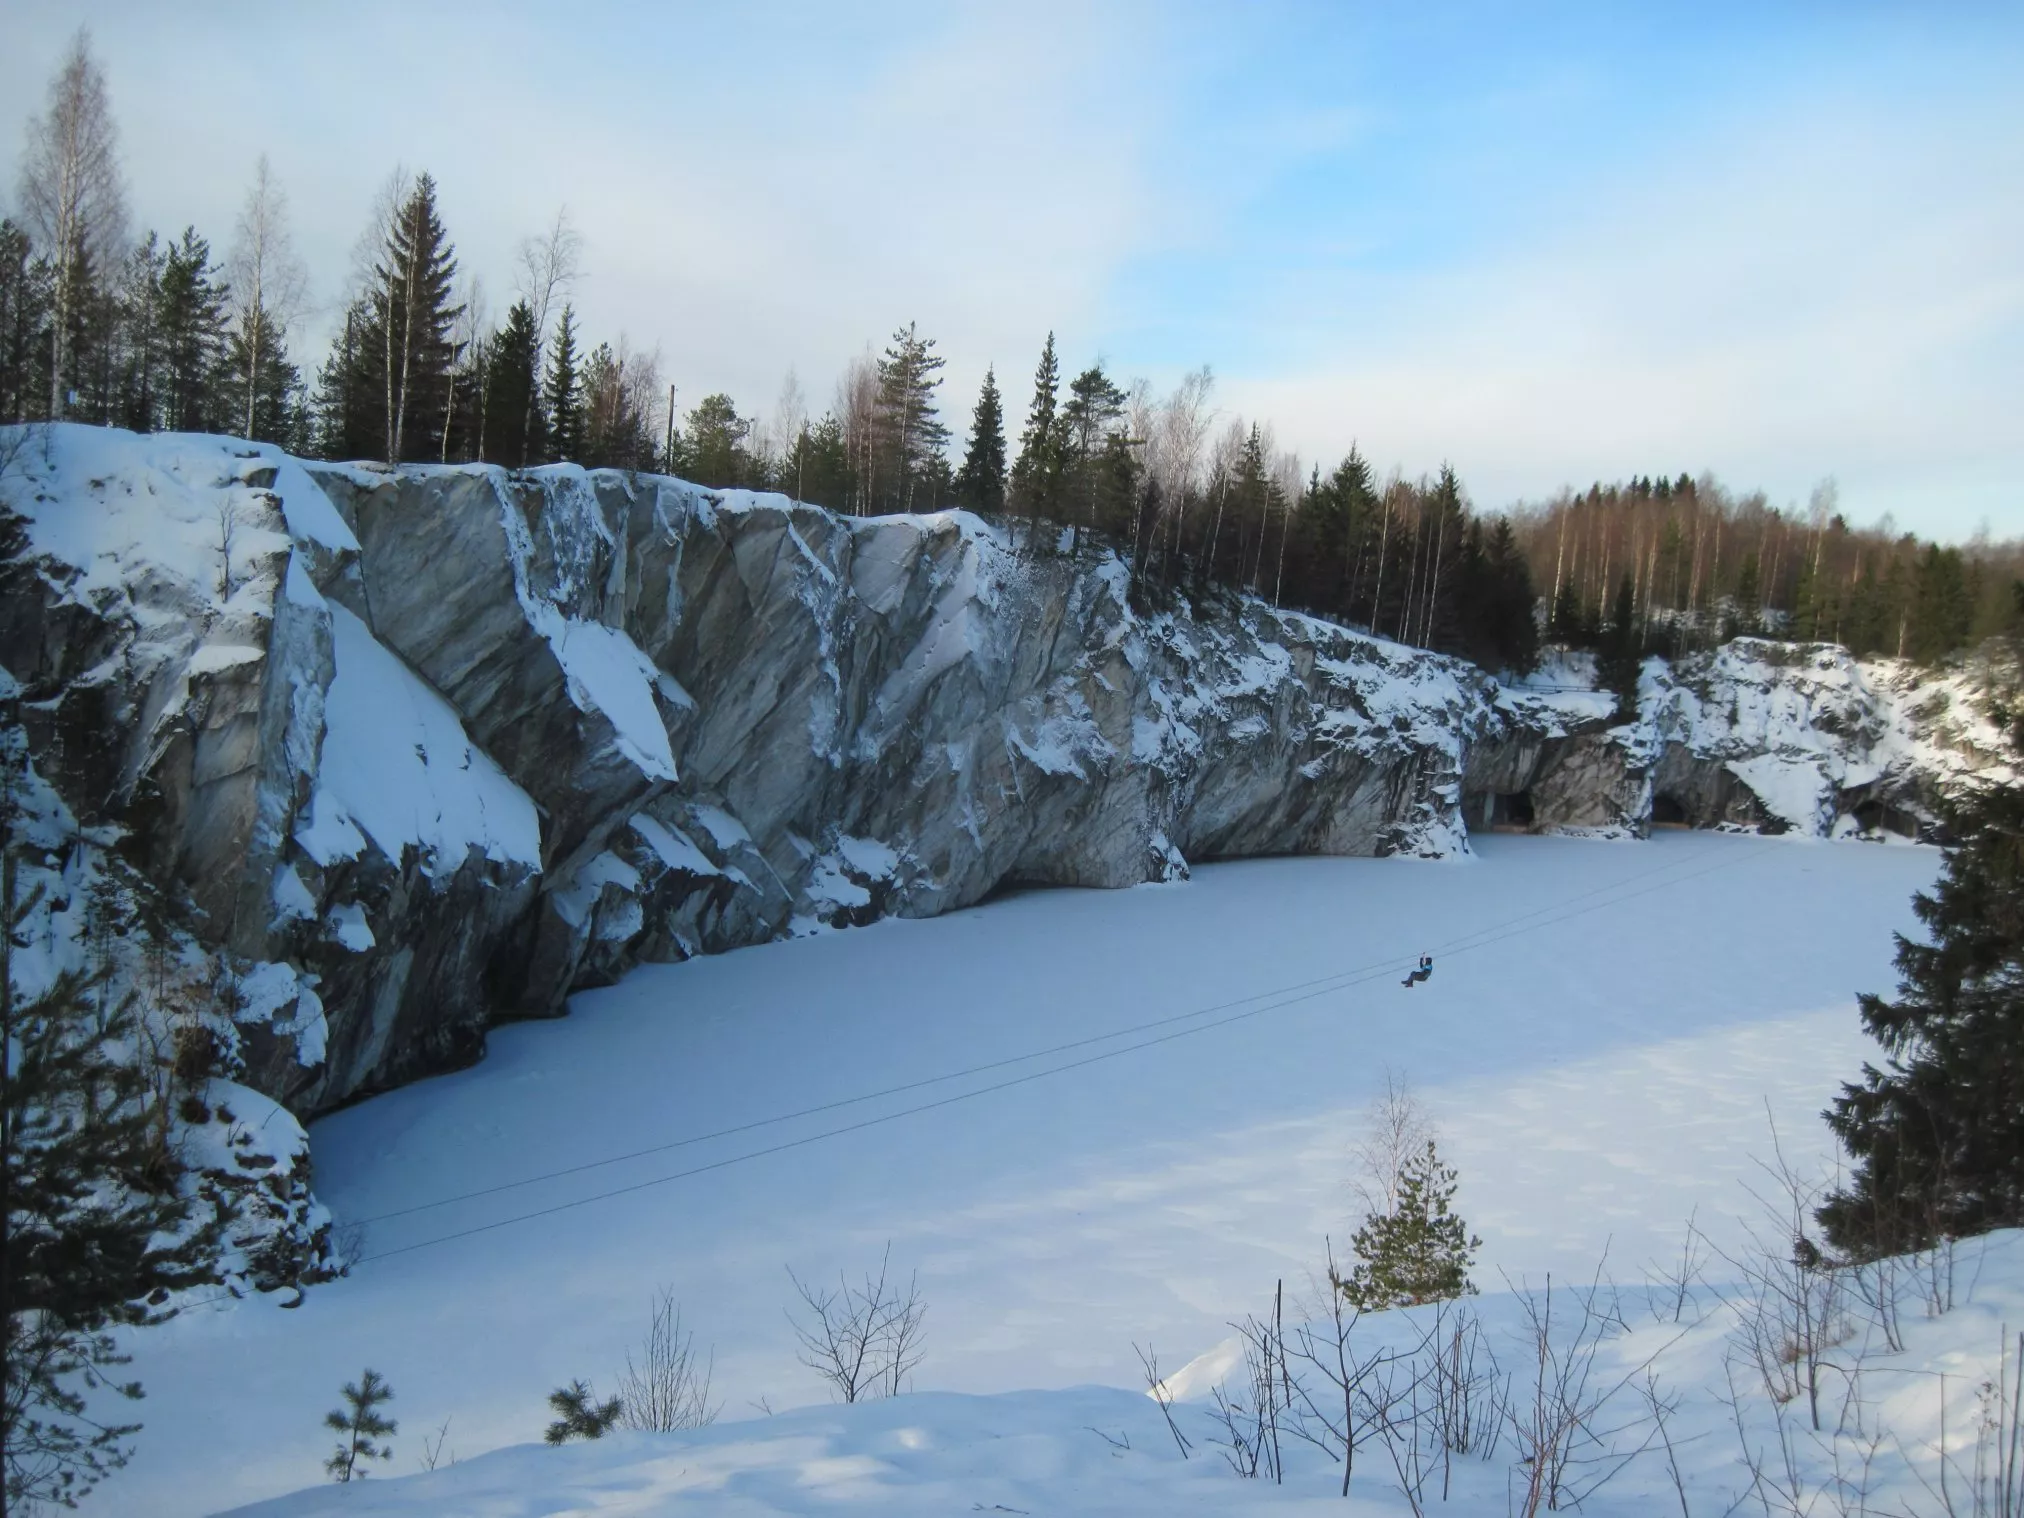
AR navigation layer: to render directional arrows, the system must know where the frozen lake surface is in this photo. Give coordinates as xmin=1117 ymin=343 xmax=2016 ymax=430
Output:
xmin=118 ymin=833 xmax=1939 ymax=1514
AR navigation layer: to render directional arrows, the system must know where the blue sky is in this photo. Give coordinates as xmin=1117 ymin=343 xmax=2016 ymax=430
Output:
xmin=6 ymin=1 xmax=2020 ymax=538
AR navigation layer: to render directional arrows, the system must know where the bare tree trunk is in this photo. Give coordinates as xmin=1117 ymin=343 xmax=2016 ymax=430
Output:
xmin=22 ymin=30 xmax=127 ymax=422
xmin=1371 ymin=501 xmax=1391 ymax=639
xmin=516 ymin=208 xmax=580 ymax=467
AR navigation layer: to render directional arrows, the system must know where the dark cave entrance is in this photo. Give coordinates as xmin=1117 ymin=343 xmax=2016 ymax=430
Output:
xmin=1651 ymin=792 xmax=1690 ymax=828
xmin=1476 ymin=790 xmax=1535 ymax=831
xmin=1853 ymin=800 xmax=1916 ymax=839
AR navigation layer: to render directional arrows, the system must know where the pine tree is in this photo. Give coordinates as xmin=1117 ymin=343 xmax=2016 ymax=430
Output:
xmin=1819 ymin=768 xmax=2024 ymax=1255
xmin=580 ymin=340 xmax=623 ymax=469
xmin=2 ymin=811 xmax=214 ymax=1511
xmin=953 ymin=366 xmax=1007 ymax=514
xmin=324 ymin=1368 xmax=396 ymax=1480
xmin=793 ymin=413 xmax=855 ymax=512
xmin=874 ymin=321 xmax=949 ymax=513
xmin=544 ymin=1379 xmax=622 ymax=1444
xmin=1009 ymin=332 xmax=1062 ymax=547
xmin=683 ymin=393 xmax=750 ymax=488
xmin=1336 ymin=1140 xmax=1481 ymax=1311
xmin=1061 ymin=363 xmax=1126 ymax=545
xmin=580 ymin=339 xmax=656 ymax=472
xmin=543 ymin=304 xmax=582 ymax=464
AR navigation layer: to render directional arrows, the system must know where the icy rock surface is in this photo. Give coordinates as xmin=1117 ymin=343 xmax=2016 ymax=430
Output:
xmin=2 ymin=425 xmax=2010 ymax=1117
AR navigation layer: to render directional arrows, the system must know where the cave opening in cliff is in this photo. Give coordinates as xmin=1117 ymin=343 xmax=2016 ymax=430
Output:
xmin=1651 ymin=792 xmax=1690 ymax=827
xmin=1853 ymin=800 xmax=1916 ymax=838
xmin=1480 ymin=789 xmax=1535 ymax=831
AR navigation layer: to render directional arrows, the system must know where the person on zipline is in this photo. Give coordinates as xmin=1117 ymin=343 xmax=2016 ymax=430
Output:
xmin=1402 ymin=952 xmax=1434 ymax=988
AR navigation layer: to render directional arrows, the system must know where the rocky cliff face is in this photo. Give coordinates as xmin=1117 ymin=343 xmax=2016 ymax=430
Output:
xmin=2 ymin=426 xmax=2012 ymax=1126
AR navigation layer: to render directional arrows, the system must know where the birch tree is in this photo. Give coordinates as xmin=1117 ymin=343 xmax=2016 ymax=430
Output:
xmin=514 ymin=207 xmax=580 ymax=463
xmin=18 ymin=27 xmax=126 ymax=420
xmin=225 ymin=155 xmax=307 ymax=441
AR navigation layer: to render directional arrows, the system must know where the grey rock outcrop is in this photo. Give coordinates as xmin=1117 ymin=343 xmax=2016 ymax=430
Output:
xmin=3 ymin=426 xmax=2012 ymax=1124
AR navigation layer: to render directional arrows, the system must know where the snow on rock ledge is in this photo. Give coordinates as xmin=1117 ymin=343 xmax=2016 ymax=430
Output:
xmin=3 ymin=425 xmax=2011 ymax=1120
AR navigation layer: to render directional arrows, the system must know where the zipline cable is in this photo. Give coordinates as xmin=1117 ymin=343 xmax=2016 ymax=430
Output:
xmin=354 ymin=833 xmax=1747 ymax=1227
xmin=351 ymin=836 xmax=1776 ymax=1266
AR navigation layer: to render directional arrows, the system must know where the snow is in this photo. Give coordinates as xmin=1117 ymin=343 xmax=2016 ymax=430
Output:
xmin=187 ymin=643 xmax=265 ymax=675
xmin=236 ymin=961 xmax=329 ymax=1069
xmin=691 ymin=803 xmax=755 ymax=852
xmin=111 ymin=834 xmax=1956 ymax=1515
xmin=223 ymin=1227 xmax=2024 ymax=1517
xmin=266 ymin=454 xmax=359 ymax=553
xmin=297 ymin=604 xmax=541 ymax=875
xmin=2 ymin=425 xmax=295 ymax=603
xmin=631 ymin=813 xmax=721 ymax=878
xmin=270 ymin=863 xmax=318 ymax=923
xmin=541 ymin=612 xmax=680 ymax=782
xmin=1726 ymin=751 xmax=1833 ymax=833
xmin=836 ymin=835 xmax=901 ymax=879
xmin=553 ymin=850 xmax=646 ymax=931
xmin=327 ymin=900 xmax=375 ymax=953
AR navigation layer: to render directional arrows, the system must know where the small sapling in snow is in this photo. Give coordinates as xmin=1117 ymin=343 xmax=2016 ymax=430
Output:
xmin=544 ymin=1380 xmax=621 ymax=1444
xmin=323 ymin=1368 xmax=396 ymax=1480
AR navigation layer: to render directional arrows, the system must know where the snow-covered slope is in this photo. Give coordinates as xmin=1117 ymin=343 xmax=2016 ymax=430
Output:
xmin=229 ymin=1229 xmax=2024 ymax=1518
xmin=2 ymin=425 xmax=2011 ymax=1122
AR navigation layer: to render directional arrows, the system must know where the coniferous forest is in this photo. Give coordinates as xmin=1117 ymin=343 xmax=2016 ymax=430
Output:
xmin=3 ymin=31 xmax=2018 ymax=681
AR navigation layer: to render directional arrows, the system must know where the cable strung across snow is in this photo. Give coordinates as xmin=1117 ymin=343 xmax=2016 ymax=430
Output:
xmin=355 ymin=834 xmax=1747 ymax=1227
xmin=348 ymin=837 xmax=1774 ymax=1265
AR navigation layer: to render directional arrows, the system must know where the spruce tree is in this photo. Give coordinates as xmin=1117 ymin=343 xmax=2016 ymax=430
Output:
xmin=312 ymin=299 xmax=375 ymax=461
xmin=1731 ymin=551 xmax=1762 ymax=636
xmin=323 ymin=1369 xmax=396 ymax=1481
xmin=1905 ymin=545 xmax=1973 ymax=665
xmin=1819 ymin=767 xmax=2024 ymax=1254
xmin=156 ymin=227 xmax=230 ymax=433
xmin=367 ymin=173 xmax=461 ymax=463
xmin=484 ymin=300 xmax=545 ymax=466
xmin=953 ymin=365 xmax=1007 ymax=514
xmin=1480 ymin=516 xmax=1540 ymax=674
xmin=1009 ymin=333 xmax=1062 ymax=547
xmin=1597 ymin=574 xmax=1641 ymax=721
xmin=109 ymin=231 xmax=165 ymax=433
xmin=1336 ymin=1140 xmax=1481 ymax=1311
xmin=543 ymin=304 xmax=582 ymax=464
xmin=0 ymin=222 xmax=45 ymax=426
xmin=223 ymin=303 xmax=299 ymax=445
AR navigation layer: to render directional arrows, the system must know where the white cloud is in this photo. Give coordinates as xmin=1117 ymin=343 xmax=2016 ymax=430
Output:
xmin=1219 ymin=86 xmax=2024 ymax=536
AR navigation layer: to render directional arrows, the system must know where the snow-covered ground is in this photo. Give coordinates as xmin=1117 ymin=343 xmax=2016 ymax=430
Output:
xmin=112 ymin=834 xmax=1953 ymax=1514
